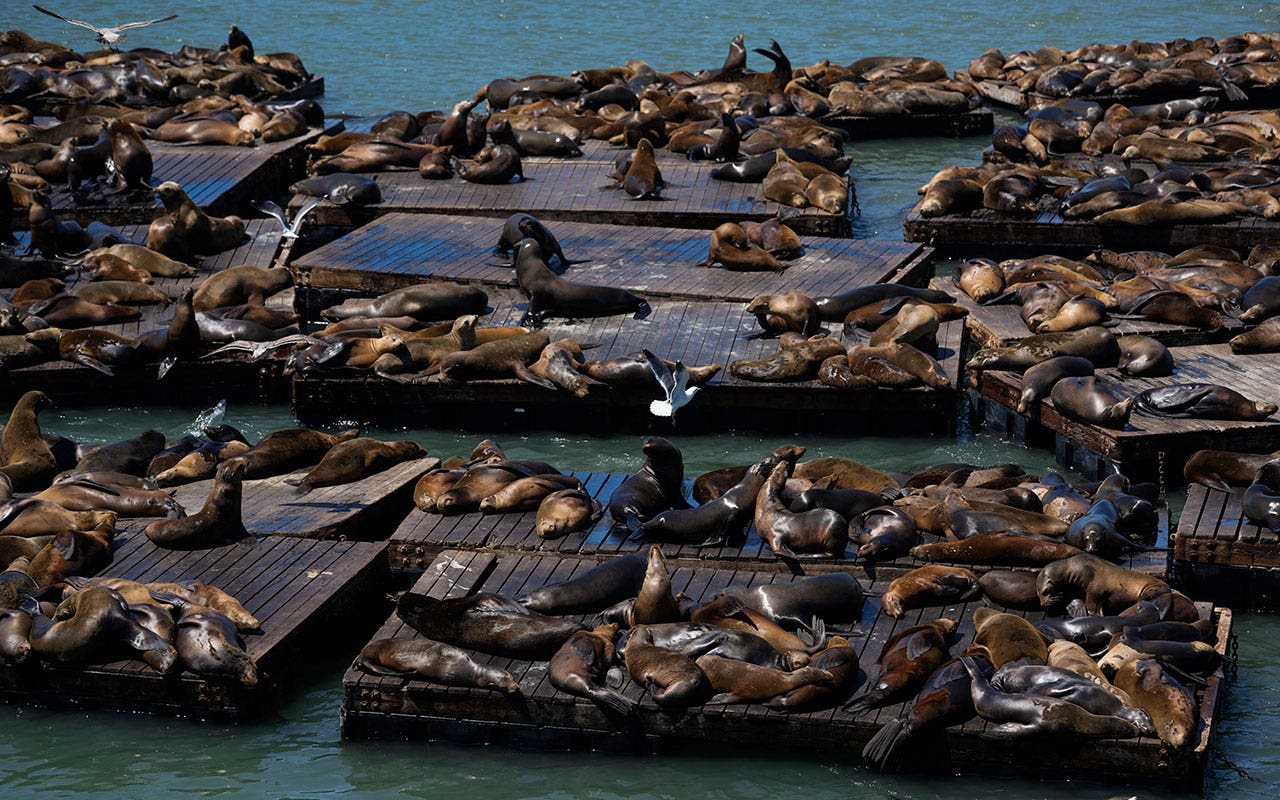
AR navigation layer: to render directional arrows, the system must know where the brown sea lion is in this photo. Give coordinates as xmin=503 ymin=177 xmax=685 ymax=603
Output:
xmin=967 ymin=326 xmax=1118 ymax=372
xmin=882 ymin=566 xmax=979 ymax=618
xmin=143 ymin=461 xmax=248 ymax=549
xmin=26 ymin=515 xmax=114 ymax=589
xmin=700 ymin=223 xmax=783 ymax=272
xmin=356 ymin=637 xmax=519 ymax=694
xmin=549 ymin=623 xmax=635 ymax=715
xmin=154 ymin=440 xmax=250 ymax=486
xmin=191 ymin=265 xmax=292 ymax=311
xmin=730 ymin=333 xmax=844 ymax=382
xmin=513 ymin=240 xmax=650 ymax=326
xmin=956 ymin=259 xmax=1005 ymax=303
xmin=148 ymin=181 xmax=246 ymax=260
xmin=745 ymin=291 xmax=819 ymax=335
xmin=1112 ymin=658 xmax=1198 ymax=748
xmin=968 ymin=608 xmax=1048 ymax=668
xmin=1184 ymin=450 xmax=1277 ymax=490
xmin=88 ymin=244 xmax=196 ymax=278
xmin=436 ymin=329 xmax=551 ymax=386
xmin=1037 ymin=554 xmax=1173 ymax=616
xmin=105 ymin=118 xmax=152 ymax=193
xmin=478 ymin=473 xmax=581 ymax=513
xmin=754 ymin=461 xmax=847 ymax=559
xmin=979 ymin=570 xmax=1042 ymax=611
xmin=435 ymin=460 xmax=561 ymax=515
xmin=174 ymin=605 xmax=257 ymax=685
xmin=0 ymin=391 xmax=56 ymax=491
xmin=911 ymin=532 xmax=1083 ymax=566
xmin=1017 ymin=356 xmax=1094 ymax=413
xmin=458 ymin=144 xmax=525 ymax=185
xmin=621 ymin=138 xmax=663 ymax=199
xmin=288 ymin=439 xmax=427 ymax=495
xmin=534 ymin=488 xmax=603 ymax=538
xmin=847 ymin=618 xmax=956 ymax=712
xmin=226 ymin=428 xmax=359 ymax=480
xmin=632 ymin=545 xmax=681 ymax=625
xmin=696 ymin=653 xmax=833 ymax=704
xmin=31 ymin=586 xmax=176 ymax=673
xmin=1050 ymin=376 xmax=1134 ymax=428
xmin=145 ymin=581 xmax=259 ymax=633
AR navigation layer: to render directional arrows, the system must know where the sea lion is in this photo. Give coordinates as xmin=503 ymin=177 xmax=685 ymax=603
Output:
xmin=1134 ymin=383 xmax=1277 ymax=421
xmin=493 ymin=212 xmax=580 ymax=266
xmin=550 ymin=623 xmax=634 ymax=715
xmin=961 ymin=656 xmax=1143 ymax=739
xmin=434 ymin=460 xmax=561 ymax=514
xmin=695 ymin=654 xmax=833 ymax=704
xmin=534 ymin=488 xmax=603 ymax=538
xmin=519 ymin=553 xmax=647 ymax=615
xmin=882 ymin=566 xmax=979 ymax=618
xmin=289 ymin=173 xmax=382 ymax=206
xmin=718 ymin=572 xmax=864 ymax=629
xmin=1231 ymin=317 xmax=1280 ymax=354
xmin=192 ymin=265 xmax=292 ymax=311
xmin=623 ymin=625 xmax=709 ymax=709
xmin=436 ymin=330 xmax=551 ymax=386
xmin=143 ymin=460 xmax=247 ymax=549
xmin=1112 ymin=658 xmax=1198 ymax=748
xmin=356 ymin=637 xmax=519 ymax=694
xmin=956 ymin=259 xmax=1005 ymax=303
xmin=991 ymin=663 xmax=1154 ymax=733
xmin=458 ymin=144 xmax=524 ymax=185
xmin=764 ymin=636 xmax=862 ymax=712
xmin=88 ymin=244 xmax=196 ymax=278
xmin=745 ymin=291 xmax=818 ymax=335
xmin=395 ymin=591 xmax=584 ymax=659
xmin=730 ymin=334 xmax=844 ymax=382
xmin=1243 ymin=459 xmax=1280 ymax=531
xmin=701 ymin=223 xmax=783 ymax=272
xmin=967 ymin=326 xmax=1118 ymax=372
xmin=322 ymin=284 xmax=488 ymax=322
xmin=226 ymin=428 xmax=359 ymax=479
xmin=174 ymin=605 xmax=257 ymax=685
xmin=640 ymin=454 xmax=776 ymax=548
xmin=148 ymin=181 xmax=246 ymax=260
xmin=0 ymin=609 xmax=32 ymax=663
xmin=0 ymin=391 xmax=56 ymax=491
xmin=755 ymin=461 xmax=847 ymax=559
xmin=1036 ymin=602 xmax=1164 ymax=655
xmin=847 ymin=618 xmax=957 ymax=712
xmin=145 ymin=581 xmax=259 ymax=633
xmin=72 ymin=430 xmax=166 ymax=476
xmin=849 ymin=506 xmax=918 ymax=567
xmin=31 ymin=586 xmax=176 ymax=673
xmin=288 ymin=439 xmax=427 ymax=495
xmin=26 ymin=514 xmax=114 ymax=589
xmin=1050 ymin=376 xmax=1134 ymax=428
xmin=1037 ymin=554 xmax=1173 ymax=616
xmin=968 ymin=607 xmax=1048 ymax=668
xmin=1185 ymin=450 xmax=1277 ymax=490
xmin=608 ymin=437 xmax=688 ymax=532
xmin=1017 ymin=356 xmax=1094 ymax=413
xmin=978 ymin=570 xmax=1042 ymax=611
xmin=513 ymin=239 xmax=649 ymax=325
xmin=620 ymin=139 xmax=663 ymax=199
xmin=105 ymin=118 xmax=151 ymax=193
xmin=633 ymin=545 xmax=681 ymax=625
xmin=861 ymin=655 xmax=991 ymax=770
xmin=1116 ymin=334 xmax=1173 ymax=377
xmin=910 ymin=532 xmax=1083 ymax=566
xmin=477 ymin=473 xmax=581 ymax=513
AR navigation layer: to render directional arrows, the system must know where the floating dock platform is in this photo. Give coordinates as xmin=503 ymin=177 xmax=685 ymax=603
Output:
xmin=971 ymin=342 xmax=1280 ymax=482
xmin=0 ymin=527 xmax=386 ymax=721
xmin=824 ymin=108 xmax=993 ymax=140
xmin=387 ymin=469 xmax=1169 ymax=580
xmin=341 ymin=549 xmax=1227 ymax=792
xmin=6 ymin=219 xmax=293 ymax=407
xmin=1175 ymin=484 xmax=1280 ymax=610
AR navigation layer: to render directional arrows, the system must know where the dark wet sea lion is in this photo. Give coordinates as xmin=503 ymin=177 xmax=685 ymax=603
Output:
xmin=632 ymin=545 xmax=681 ymax=625
xmin=322 ymin=284 xmax=488 ymax=322
xmin=962 ymin=656 xmax=1142 ymax=739
xmin=849 ymin=506 xmax=918 ymax=566
xmin=288 ymin=439 xmax=427 ymax=496
xmin=1112 ymin=658 xmax=1198 ymax=748
xmin=991 ymin=663 xmax=1154 ymax=733
xmin=1037 ymin=554 xmax=1173 ymax=615
xmin=356 ymin=637 xmax=519 ymax=694
xmin=719 ymin=572 xmax=864 ymax=629
xmin=1017 ymin=356 xmax=1094 ymax=413
xmin=1050 ymin=376 xmax=1134 ymax=428
xmin=882 ymin=566 xmax=979 ymax=618
xmin=978 ymin=571 xmax=1042 ymax=611
xmin=519 ymin=553 xmax=647 ymax=614
xmin=847 ymin=618 xmax=957 ymax=712
xmin=73 ymin=430 xmax=166 ymax=476
xmin=1231 ymin=317 xmax=1280 ymax=354
xmin=1185 ymin=450 xmax=1277 ymax=490
xmin=1116 ymin=334 xmax=1173 ymax=377
xmin=488 ymin=118 xmax=582 ymax=158
xmin=1243 ymin=459 xmax=1280 ymax=531
xmin=534 ymin=488 xmax=603 ymax=538
xmin=226 ymin=428 xmax=359 ymax=480
xmin=144 ymin=460 xmax=248 ymax=549
xmin=814 ymin=285 xmax=955 ymax=323
xmin=396 ymin=591 xmax=584 ymax=659
xmin=458 ymin=144 xmax=525 ymax=185
xmin=289 ymin=173 xmax=382 ymax=206
xmin=911 ymin=532 xmax=1083 ymax=566
xmin=174 ymin=605 xmax=257 ymax=685
xmin=755 ymin=461 xmax=847 ymax=558
xmin=1134 ymin=383 xmax=1277 ymax=421
xmin=550 ymin=623 xmax=634 ymax=715
xmin=31 ymin=586 xmax=176 ymax=673
xmin=608 ymin=437 xmax=688 ymax=531
xmin=105 ymin=119 xmax=151 ymax=193
xmin=862 ymin=655 xmax=991 ymax=770
xmin=493 ymin=212 xmax=579 ymax=266
xmin=640 ymin=454 xmax=776 ymax=547
xmin=514 ymin=239 xmax=649 ymax=325
xmin=623 ymin=625 xmax=709 ymax=709
xmin=0 ymin=391 xmax=57 ymax=491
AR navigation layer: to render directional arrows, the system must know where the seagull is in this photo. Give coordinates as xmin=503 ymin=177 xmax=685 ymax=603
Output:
xmin=643 ymin=349 xmax=698 ymax=419
xmin=33 ymin=6 xmax=178 ymax=50
xmin=254 ymin=198 xmax=322 ymax=240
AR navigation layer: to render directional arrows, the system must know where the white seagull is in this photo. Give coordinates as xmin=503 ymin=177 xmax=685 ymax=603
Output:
xmin=33 ymin=6 xmax=178 ymax=50
xmin=644 ymin=349 xmax=698 ymax=419
xmin=254 ymin=198 xmax=322 ymax=240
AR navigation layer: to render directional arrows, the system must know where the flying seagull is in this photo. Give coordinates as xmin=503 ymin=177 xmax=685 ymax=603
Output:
xmin=643 ymin=349 xmax=698 ymax=419
xmin=33 ymin=5 xmax=178 ymax=50
xmin=254 ymin=198 xmax=322 ymax=240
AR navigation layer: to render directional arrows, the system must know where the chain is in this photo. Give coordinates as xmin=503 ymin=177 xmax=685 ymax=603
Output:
xmin=1157 ymin=449 xmax=1167 ymax=503
xmin=1212 ymin=742 xmax=1265 ymax=783
xmin=1229 ymin=632 xmax=1240 ymax=683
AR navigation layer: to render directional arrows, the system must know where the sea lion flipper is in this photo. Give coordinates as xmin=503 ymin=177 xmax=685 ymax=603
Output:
xmin=356 ymin=657 xmax=416 ymax=677
xmin=904 ymin=632 xmax=932 ymax=661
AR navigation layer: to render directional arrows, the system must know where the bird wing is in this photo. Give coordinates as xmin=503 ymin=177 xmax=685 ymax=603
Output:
xmin=115 ymin=14 xmax=179 ymax=31
xmin=33 ymin=5 xmax=100 ymax=31
xmin=254 ymin=200 xmax=289 ymax=229
xmin=642 ymin=348 xmax=675 ymax=396
xmin=672 ymin=360 xmax=691 ymax=398
xmin=289 ymin=197 xmax=324 ymax=234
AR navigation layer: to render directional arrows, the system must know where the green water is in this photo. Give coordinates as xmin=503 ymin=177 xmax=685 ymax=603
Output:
xmin=7 ymin=1 xmax=1280 ymax=796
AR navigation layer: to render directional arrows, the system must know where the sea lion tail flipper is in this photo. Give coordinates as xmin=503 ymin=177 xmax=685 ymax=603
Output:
xmin=805 ymin=616 xmax=827 ymax=652
xmin=707 ymin=692 xmax=745 ymax=705
xmin=512 ymin=363 xmax=558 ymax=391
xmin=862 ymin=717 xmax=908 ymax=771
xmin=355 ymin=657 xmax=416 ymax=678
xmin=633 ymin=301 xmax=652 ymax=321
xmin=878 ymin=487 xmax=904 ymax=502
xmin=64 ymin=478 xmax=122 ymax=496
xmin=623 ymin=512 xmax=646 ymax=542
xmin=590 ymin=687 xmax=638 ymax=716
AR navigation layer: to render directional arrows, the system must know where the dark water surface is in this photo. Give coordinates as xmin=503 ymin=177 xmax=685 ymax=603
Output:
xmin=6 ymin=2 xmax=1280 ymax=797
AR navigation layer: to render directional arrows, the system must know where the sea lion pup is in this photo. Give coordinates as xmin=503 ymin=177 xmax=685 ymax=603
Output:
xmin=700 ymin=223 xmax=783 ymax=272
xmin=0 ymin=390 xmax=57 ymax=491
xmin=225 ymin=428 xmax=359 ymax=480
xmin=623 ymin=625 xmax=710 ymax=710
xmin=1134 ymin=383 xmax=1277 ymax=421
xmin=961 ymin=656 xmax=1143 ymax=739
xmin=173 ymin=604 xmax=257 ymax=686
xmin=534 ymin=488 xmax=603 ymax=538
xmin=881 ymin=566 xmax=979 ymax=618
xmin=1112 ymin=658 xmax=1198 ymax=748
xmin=493 ymin=212 xmax=582 ymax=266
xmin=147 ymin=181 xmax=246 ymax=260
xmin=513 ymin=239 xmax=650 ymax=326
xmin=144 ymin=460 xmax=248 ymax=549
xmin=608 ymin=437 xmax=689 ymax=532
xmin=30 ymin=586 xmax=176 ymax=673
xmin=550 ymin=623 xmax=636 ymax=715
xmin=1037 ymin=554 xmax=1175 ymax=616
xmin=192 ymin=265 xmax=293 ymax=311
xmin=395 ymin=591 xmax=583 ymax=659
xmin=696 ymin=653 xmax=834 ymax=704
xmin=620 ymin=138 xmax=664 ymax=199
xmin=286 ymin=439 xmax=427 ymax=495
xmin=846 ymin=618 xmax=957 ymax=712
xmin=356 ymin=637 xmax=519 ymax=694
xmin=755 ymin=460 xmax=847 ymax=559
xmin=745 ymin=291 xmax=818 ymax=335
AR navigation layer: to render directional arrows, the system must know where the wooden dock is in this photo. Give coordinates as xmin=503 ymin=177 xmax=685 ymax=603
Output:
xmin=931 ymin=276 xmax=1245 ymax=350
xmin=290 ymin=139 xmax=852 ymax=238
xmin=387 ymin=469 xmax=1169 ymax=580
xmin=903 ymin=203 xmax=1280 ymax=255
xmin=965 ymin=76 xmax=1280 ymax=113
xmin=971 ymin=342 xmax=1280 ymax=482
xmin=824 ymin=108 xmax=993 ymax=140
xmin=0 ymin=527 xmax=387 ymax=721
xmin=341 ymin=549 xmax=1226 ymax=791
xmin=289 ymin=213 xmax=930 ymax=302
xmin=6 ymin=220 xmax=293 ymax=406
xmin=159 ymin=456 xmax=437 ymax=541
xmin=22 ymin=122 xmax=341 ymax=228
xmin=1175 ymin=484 xmax=1280 ymax=610
xmin=291 ymin=297 xmax=963 ymax=435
